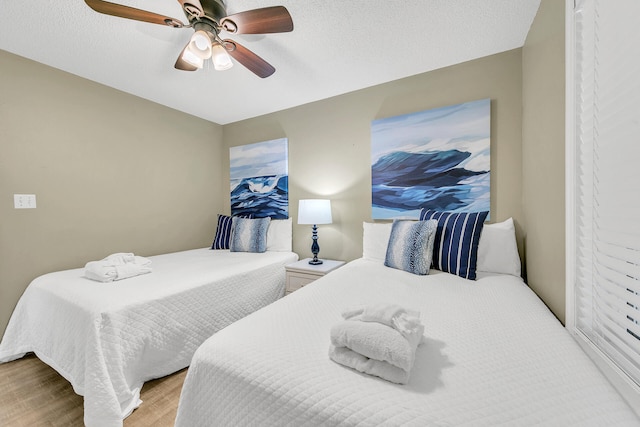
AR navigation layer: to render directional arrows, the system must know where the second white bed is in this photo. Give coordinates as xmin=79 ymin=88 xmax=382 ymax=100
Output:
xmin=176 ymin=258 xmax=639 ymax=426
xmin=0 ymin=248 xmax=298 ymax=427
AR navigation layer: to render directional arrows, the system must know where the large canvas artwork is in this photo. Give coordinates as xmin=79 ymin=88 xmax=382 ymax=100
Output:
xmin=371 ymin=99 xmax=490 ymax=219
xmin=230 ymin=138 xmax=289 ymax=219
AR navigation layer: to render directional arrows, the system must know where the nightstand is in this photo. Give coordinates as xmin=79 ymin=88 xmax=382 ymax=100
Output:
xmin=285 ymin=258 xmax=345 ymax=294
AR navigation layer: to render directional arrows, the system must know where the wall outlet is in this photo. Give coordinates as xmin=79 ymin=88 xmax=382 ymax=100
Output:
xmin=14 ymin=194 xmax=37 ymax=209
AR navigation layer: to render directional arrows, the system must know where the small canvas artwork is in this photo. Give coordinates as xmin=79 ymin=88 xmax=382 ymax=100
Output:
xmin=230 ymin=138 xmax=289 ymax=219
xmin=371 ymin=99 xmax=490 ymax=219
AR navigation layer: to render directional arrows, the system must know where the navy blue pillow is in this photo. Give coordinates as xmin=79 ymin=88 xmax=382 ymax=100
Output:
xmin=211 ymin=214 xmax=251 ymax=250
xmin=419 ymin=209 xmax=489 ymax=280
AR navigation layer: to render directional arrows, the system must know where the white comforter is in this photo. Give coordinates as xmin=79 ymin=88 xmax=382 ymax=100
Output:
xmin=176 ymin=258 xmax=639 ymax=427
xmin=0 ymin=248 xmax=297 ymax=427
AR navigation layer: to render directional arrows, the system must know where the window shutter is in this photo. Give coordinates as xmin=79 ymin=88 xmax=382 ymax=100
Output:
xmin=573 ymin=0 xmax=640 ymax=386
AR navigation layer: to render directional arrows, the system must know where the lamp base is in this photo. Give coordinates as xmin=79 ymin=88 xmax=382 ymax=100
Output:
xmin=309 ymin=224 xmax=323 ymax=265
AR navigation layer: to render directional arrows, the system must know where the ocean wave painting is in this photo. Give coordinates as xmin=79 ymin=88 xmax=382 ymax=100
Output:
xmin=371 ymin=99 xmax=490 ymax=219
xmin=230 ymin=138 xmax=289 ymax=219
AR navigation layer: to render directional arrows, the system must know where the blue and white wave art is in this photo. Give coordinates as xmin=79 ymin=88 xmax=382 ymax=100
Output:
xmin=371 ymin=99 xmax=491 ymax=219
xmin=371 ymin=149 xmax=489 ymax=219
xmin=231 ymin=175 xmax=289 ymax=219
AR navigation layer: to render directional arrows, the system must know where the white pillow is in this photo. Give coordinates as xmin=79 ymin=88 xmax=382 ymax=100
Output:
xmin=476 ymin=217 xmax=521 ymax=277
xmin=266 ymin=218 xmax=293 ymax=252
xmin=363 ymin=222 xmax=393 ymax=263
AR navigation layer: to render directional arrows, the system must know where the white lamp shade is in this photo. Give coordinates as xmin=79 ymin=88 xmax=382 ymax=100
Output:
xmin=298 ymin=199 xmax=332 ymax=225
xmin=188 ymin=30 xmax=213 ymax=60
xmin=212 ymin=44 xmax=233 ymax=70
xmin=181 ymin=48 xmax=204 ymax=68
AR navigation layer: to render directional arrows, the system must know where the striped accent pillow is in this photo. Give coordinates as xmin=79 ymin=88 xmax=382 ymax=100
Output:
xmin=211 ymin=214 xmax=252 ymax=250
xmin=384 ymin=219 xmax=438 ymax=275
xmin=419 ymin=209 xmax=489 ymax=280
xmin=229 ymin=217 xmax=271 ymax=253
xmin=211 ymin=214 xmax=234 ymax=250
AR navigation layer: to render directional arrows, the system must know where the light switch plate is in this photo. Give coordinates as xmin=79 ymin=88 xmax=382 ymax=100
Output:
xmin=14 ymin=194 xmax=37 ymax=209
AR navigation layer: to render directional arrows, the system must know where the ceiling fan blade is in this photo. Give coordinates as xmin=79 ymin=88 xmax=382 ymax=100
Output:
xmin=175 ymin=44 xmax=198 ymax=71
xmin=85 ymin=0 xmax=186 ymax=27
xmin=177 ymin=0 xmax=204 ymax=19
xmin=221 ymin=6 xmax=293 ymax=34
xmin=223 ymin=40 xmax=275 ymax=78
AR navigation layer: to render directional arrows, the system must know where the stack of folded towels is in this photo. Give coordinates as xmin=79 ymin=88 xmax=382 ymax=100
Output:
xmin=329 ymin=303 xmax=425 ymax=384
xmin=84 ymin=252 xmax=152 ymax=283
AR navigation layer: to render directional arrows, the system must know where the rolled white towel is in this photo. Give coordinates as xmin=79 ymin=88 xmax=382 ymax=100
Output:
xmin=342 ymin=303 xmax=425 ymax=348
xmin=84 ymin=253 xmax=152 ymax=282
xmin=330 ymin=319 xmax=418 ymax=372
xmin=103 ymin=253 xmax=136 ymax=265
xmin=329 ymin=345 xmax=410 ymax=384
xmin=114 ymin=263 xmax=152 ymax=280
xmin=84 ymin=261 xmax=118 ymax=282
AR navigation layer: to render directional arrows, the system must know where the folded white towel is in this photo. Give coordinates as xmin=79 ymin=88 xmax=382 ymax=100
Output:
xmin=114 ymin=262 xmax=152 ymax=280
xmin=84 ymin=261 xmax=118 ymax=282
xmin=103 ymin=252 xmax=136 ymax=264
xmin=330 ymin=319 xmax=417 ymax=372
xmin=342 ymin=303 xmax=425 ymax=348
xmin=331 ymin=303 xmax=426 ymax=384
xmin=344 ymin=303 xmax=415 ymax=323
xmin=329 ymin=345 xmax=410 ymax=384
xmin=84 ymin=253 xmax=152 ymax=282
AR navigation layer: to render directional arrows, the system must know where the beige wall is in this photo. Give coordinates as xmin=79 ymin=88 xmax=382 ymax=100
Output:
xmin=0 ymin=51 xmax=224 ymax=336
xmin=223 ymin=49 xmax=524 ymax=264
xmin=522 ymin=0 xmax=566 ymax=322
xmin=1 ymin=11 xmax=568 ymax=338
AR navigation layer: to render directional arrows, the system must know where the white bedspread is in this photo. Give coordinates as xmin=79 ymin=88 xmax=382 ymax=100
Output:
xmin=0 ymin=248 xmax=297 ymax=427
xmin=176 ymin=258 xmax=639 ymax=427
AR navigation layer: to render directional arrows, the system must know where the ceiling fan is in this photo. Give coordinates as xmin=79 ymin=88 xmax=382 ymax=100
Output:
xmin=84 ymin=0 xmax=293 ymax=78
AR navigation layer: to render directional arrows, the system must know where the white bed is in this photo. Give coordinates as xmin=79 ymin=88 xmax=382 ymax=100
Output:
xmin=0 ymin=247 xmax=297 ymax=427
xmin=175 ymin=220 xmax=639 ymax=427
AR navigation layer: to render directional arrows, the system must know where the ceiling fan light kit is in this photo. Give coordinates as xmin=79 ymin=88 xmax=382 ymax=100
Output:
xmin=182 ymin=29 xmax=233 ymax=70
xmin=189 ymin=30 xmax=214 ymax=59
xmin=181 ymin=48 xmax=204 ymax=68
xmin=211 ymin=44 xmax=233 ymax=70
xmin=84 ymin=0 xmax=293 ymax=78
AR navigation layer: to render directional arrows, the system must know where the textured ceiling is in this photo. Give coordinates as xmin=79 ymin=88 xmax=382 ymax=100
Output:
xmin=0 ymin=0 xmax=540 ymax=125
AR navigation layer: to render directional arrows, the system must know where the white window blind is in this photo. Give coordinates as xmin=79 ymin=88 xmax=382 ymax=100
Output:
xmin=573 ymin=0 xmax=640 ymax=387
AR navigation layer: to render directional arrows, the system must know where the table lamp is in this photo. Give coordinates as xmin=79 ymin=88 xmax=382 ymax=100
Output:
xmin=298 ymin=199 xmax=332 ymax=265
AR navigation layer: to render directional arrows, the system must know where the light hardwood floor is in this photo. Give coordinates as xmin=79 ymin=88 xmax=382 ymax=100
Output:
xmin=0 ymin=353 xmax=187 ymax=426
